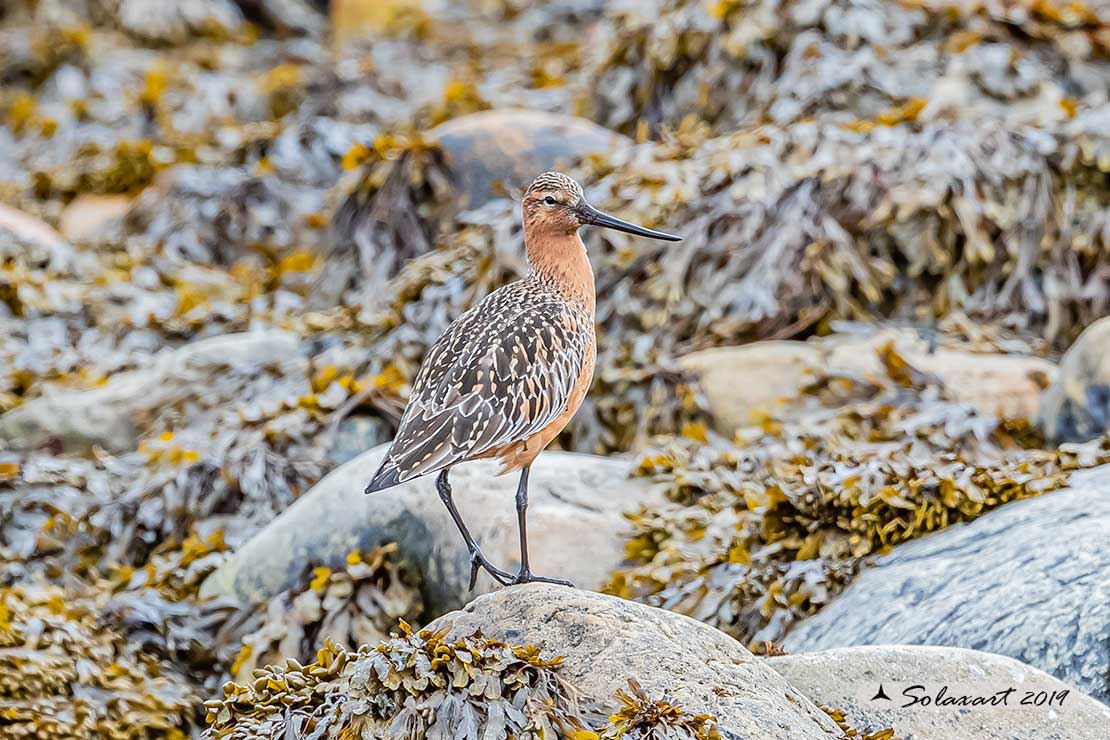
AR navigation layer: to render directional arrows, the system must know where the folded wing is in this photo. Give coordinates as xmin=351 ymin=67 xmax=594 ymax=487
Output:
xmin=382 ymin=300 xmax=587 ymax=483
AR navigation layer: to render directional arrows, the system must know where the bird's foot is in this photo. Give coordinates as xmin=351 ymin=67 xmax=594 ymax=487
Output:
xmin=510 ymin=569 xmax=575 ymax=588
xmin=467 ymin=549 xmax=515 ymax=590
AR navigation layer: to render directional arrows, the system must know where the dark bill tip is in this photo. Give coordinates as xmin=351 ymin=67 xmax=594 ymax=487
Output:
xmin=577 ymin=202 xmax=682 ymax=242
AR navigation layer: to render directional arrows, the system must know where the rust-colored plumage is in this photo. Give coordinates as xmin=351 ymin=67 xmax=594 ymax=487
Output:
xmin=365 ymin=172 xmax=679 ymax=588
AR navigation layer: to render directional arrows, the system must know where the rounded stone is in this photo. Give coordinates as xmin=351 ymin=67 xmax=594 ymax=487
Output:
xmin=426 ymin=584 xmax=844 ymax=739
xmin=201 ymin=446 xmax=662 ymax=614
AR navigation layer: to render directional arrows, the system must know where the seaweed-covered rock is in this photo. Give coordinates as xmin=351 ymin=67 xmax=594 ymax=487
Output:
xmin=768 ymin=645 xmax=1110 ymax=740
xmin=608 ymin=339 xmax=1110 ymax=649
xmin=426 ymin=584 xmax=844 ymax=739
xmin=585 ymin=0 xmax=1110 ymax=134
xmin=203 ymin=623 xmax=586 ymax=740
xmin=316 ymin=110 xmax=630 ymax=308
xmin=678 ymin=341 xmax=820 ymax=433
xmin=1039 ymin=317 xmax=1110 ymax=443
xmin=202 ymin=446 xmax=662 ymax=613
xmin=785 ymin=465 xmax=1110 ymax=702
xmin=0 ymin=582 xmax=199 ymax=738
xmin=685 ymin=329 xmax=1056 ymax=434
xmin=0 ymin=329 xmax=301 ymax=453
xmin=206 ymin=599 xmax=822 ymax=740
xmin=2 ymin=2 xmax=1110 ymax=734
xmin=114 ymin=0 xmax=246 ymax=44
xmin=817 ymin=328 xmax=1055 ymax=420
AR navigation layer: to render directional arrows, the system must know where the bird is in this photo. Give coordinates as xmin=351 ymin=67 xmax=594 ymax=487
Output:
xmin=364 ymin=171 xmax=681 ymax=589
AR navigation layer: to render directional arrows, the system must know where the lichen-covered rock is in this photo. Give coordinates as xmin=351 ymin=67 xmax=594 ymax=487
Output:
xmin=426 ymin=585 xmax=844 ymax=739
xmin=785 ymin=465 xmax=1110 ymax=703
xmin=1039 ymin=317 xmax=1110 ymax=443
xmin=202 ymin=446 xmax=663 ymax=614
xmin=769 ymin=645 xmax=1110 ymax=740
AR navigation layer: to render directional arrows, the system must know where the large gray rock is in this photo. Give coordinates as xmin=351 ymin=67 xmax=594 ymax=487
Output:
xmin=769 ymin=645 xmax=1110 ymax=740
xmin=201 ymin=447 xmax=661 ymax=614
xmin=427 ymin=584 xmax=844 ymax=739
xmin=785 ymin=465 xmax=1110 ymax=703
xmin=1039 ymin=317 xmax=1110 ymax=443
xmin=0 ymin=330 xmax=301 ymax=454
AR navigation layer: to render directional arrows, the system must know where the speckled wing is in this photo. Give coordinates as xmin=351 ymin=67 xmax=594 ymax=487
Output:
xmin=367 ymin=293 xmax=588 ymax=489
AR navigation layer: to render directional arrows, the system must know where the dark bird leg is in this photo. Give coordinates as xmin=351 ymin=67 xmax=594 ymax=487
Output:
xmin=511 ymin=466 xmax=574 ymax=587
xmin=435 ymin=469 xmax=514 ymax=589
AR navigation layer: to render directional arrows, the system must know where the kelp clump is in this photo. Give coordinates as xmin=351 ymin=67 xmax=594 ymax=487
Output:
xmin=584 ymin=0 xmax=1110 ymax=133
xmin=0 ymin=583 xmax=197 ymax=739
xmin=203 ymin=625 xmax=742 ymax=740
xmin=586 ymin=679 xmax=722 ymax=740
xmin=228 ymin=543 xmax=424 ymax=682
xmin=607 ymin=341 xmax=1110 ymax=646
xmin=204 ymin=624 xmax=584 ymax=740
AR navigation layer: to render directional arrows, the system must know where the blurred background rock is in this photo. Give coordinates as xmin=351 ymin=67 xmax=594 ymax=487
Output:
xmin=1 ymin=0 xmax=1109 ymax=737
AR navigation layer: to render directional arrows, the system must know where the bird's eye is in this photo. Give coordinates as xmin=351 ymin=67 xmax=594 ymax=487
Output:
xmin=543 ymin=196 xmax=557 ymax=206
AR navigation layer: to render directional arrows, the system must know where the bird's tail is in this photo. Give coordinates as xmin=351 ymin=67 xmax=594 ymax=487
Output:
xmin=364 ymin=457 xmax=403 ymax=494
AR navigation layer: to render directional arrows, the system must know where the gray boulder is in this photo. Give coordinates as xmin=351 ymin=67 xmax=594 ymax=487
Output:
xmin=785 ymin=465 xmax=1110 ymax=703
xmin=201 ymin=447 xmax=661 ymax=614
xmin=427 ymin=584 xmax=844 ymax=739
xmin=769 ymin=645 xmax=1110 ymax=740
xmin=1039 ymin=317 xmax=1110 ymax=442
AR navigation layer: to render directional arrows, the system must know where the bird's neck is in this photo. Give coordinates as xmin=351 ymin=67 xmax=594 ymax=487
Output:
xmin=526 ymin=231 xmax=596 ymax=313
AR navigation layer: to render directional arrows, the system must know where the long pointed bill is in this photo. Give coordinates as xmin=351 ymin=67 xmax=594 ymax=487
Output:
xmin=576 ymin=202 xmax=681 ymax=241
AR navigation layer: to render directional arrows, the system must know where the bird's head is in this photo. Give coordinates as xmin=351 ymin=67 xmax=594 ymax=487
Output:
xmin=522 ymin=172 xmax=681 ymax=242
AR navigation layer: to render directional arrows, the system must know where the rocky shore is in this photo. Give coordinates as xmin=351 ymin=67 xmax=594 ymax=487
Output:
xmin=2 ymin=1 xmax=1109 ymax=738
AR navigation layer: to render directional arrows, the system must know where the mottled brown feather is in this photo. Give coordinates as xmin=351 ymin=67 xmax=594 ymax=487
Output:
xmin=383 ymin=276 xmax=594 ymax=481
